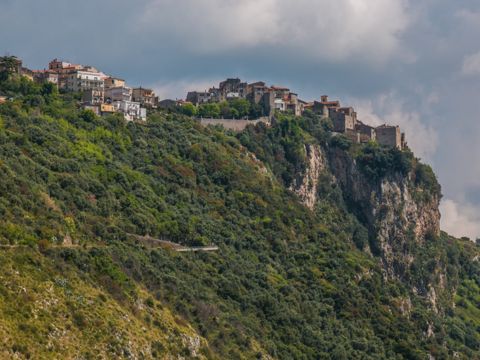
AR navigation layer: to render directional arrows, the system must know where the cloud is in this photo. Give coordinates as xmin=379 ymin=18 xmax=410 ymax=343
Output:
xmin=139 ymin=0 xmax=411 ymax=63
xmin=440 ymin=199 xmax=480 ymax=240
xmin=461 ymin=51 xmax=480 ymax=76
xmin=455 ymin=9 xmax=480 ymax=25
xmin=352 ymin=94 xmax=438 ymax=161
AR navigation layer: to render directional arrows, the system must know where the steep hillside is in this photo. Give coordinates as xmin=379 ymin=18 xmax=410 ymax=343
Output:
xmin=0 ymin=76 xmax=479 ymax=359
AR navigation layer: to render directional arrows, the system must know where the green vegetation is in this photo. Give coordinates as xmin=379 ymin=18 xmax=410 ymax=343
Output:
xmin=355 ymin=142 xmax=414 ymax=180
xmin=187 ymin=98 xmax=263 ymax=119
xmin=0 ymin=74 xmax=478 ymax=359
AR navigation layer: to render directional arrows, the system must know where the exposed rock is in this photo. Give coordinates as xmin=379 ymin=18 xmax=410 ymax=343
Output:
xmin=398 ymin=297 xmax=412 ymax=317
xmin=326 ymin=147 xmax=441 ymax=280
xmin=290 ymin=144 xmax=326 ymax=210
xmin=180 ymin=334 xmax=202 ymax=357
xmin=427 ymin=286 xmax=438 ymax=314
xmin=426 ymin=322 xmax=435 ymax=338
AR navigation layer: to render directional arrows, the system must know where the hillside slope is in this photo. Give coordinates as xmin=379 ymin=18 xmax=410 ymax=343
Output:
xmin=0 ymin=76 xmax=479 ymax=359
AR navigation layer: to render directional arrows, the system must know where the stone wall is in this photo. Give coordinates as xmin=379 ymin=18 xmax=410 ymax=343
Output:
xmin=198 ymin=117 xmax=270 ymax=131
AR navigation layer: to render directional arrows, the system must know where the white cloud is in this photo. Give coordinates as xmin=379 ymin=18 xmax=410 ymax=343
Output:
xmin=138 ymin=0 xmax=411 ymax=63
xmin=461 ymin=51 xmax=480 ymax=76
xmin=352 ymin=94 xmax=438 ymax=161
xmin=440 ymin=199 xmax=480 ymax=240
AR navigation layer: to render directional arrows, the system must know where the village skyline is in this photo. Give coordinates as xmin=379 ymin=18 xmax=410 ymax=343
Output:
xmin=1 ymin=55 xmax=406 ymax=150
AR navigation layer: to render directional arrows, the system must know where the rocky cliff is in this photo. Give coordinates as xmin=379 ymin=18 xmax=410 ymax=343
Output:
xmin=289 ymin=144 xmax=327 ymax=210
xmin=291 ymin=143 xmax=441 ymax=281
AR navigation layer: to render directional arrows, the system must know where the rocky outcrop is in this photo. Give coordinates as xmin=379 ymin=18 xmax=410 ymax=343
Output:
xmin=290 ymin=143 xmax=441 ymax=280
xmin=327 ymin=147 xmax=441 ymax=279
xmin=289 ymin=144 xmax=326 ymax=210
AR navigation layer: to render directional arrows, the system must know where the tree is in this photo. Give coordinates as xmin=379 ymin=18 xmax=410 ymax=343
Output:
xmin=0 ymin=56 xmax=20 ymax=80
xmin=180 ymin=102 xmax=196 ymax=117
xmin=219 ymin=101 xmax=232 ymax=118
xmin=229 ymin=98 xmax=250 ymax=118
xmin=249 ymin=103 xmax=264 ymax=119
xmin=198 ymin=103 xmax=220 ymax=118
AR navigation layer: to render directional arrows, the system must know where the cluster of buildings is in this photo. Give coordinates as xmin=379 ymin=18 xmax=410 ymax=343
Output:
xmin=311 ymin=95 xmax=406 ymax=149
xmin=2 ymin=56 xmax=406 ymax=149
xmin=185 ymin=78 xmax=405 ymax=149
xmin=186 ymin=78 xmax=306 ymax=117
xmin=1 ymin=56 xmax=158 ymax=122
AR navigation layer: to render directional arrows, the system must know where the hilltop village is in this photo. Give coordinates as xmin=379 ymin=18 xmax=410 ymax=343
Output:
xmin=0 ymin=56 xmax=405 ymax=149
xmin=186 ymin=78 xmax=406 ymax=149
xmin=0 ymin=56 xmax=155 ymax=121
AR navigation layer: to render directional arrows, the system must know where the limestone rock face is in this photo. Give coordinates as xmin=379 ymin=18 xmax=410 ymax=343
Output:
xmin=327 ymin=147 xmax=441 ymax=279
xmin=290 ymin=144 xmax=441 ymax=281
xmin=289 ymin=144 xmax=327 ymax=210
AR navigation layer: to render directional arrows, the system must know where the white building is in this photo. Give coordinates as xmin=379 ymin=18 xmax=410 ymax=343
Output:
xmin=64 ymin=70 xmax=106 ymax=92
xmin=105 ymin=86 xmax=132 ymax=102
xmin=226 ymin=92 xmax=240 ymax=99
xmin=274 ymin=98 xmax=286 ymax=111
xmin=113 ymin=100 xmax=146 ymax=122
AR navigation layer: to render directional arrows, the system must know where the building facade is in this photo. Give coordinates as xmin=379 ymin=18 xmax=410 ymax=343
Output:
xmin=105 ymin=86 xmax=132 ymax=102
xmin=132 ymin=87 xmax=157 ymax=108
xmin=82 ymin=89 xmax=104 ymax=105
xmin=113 ymin=100 xmax=147 ymax=121
xmin=104 ymin=77 xmax=126 ymax=89
xmin=376 ymin=125 xmax=403 ymax=149
xmin=64 ymin=70 xmax=105 ymax=92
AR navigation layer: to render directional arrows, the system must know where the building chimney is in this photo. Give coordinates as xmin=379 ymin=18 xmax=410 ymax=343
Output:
xmin=321 ymin=95 xmax=328 ymax=102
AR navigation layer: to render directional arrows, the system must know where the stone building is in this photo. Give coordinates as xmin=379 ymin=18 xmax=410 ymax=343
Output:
xmin=49 ymin=59 xmax=81 ymax=72
xmin=376 ymin=125 xmax=403 ymax=149
xmin=158 ymin=99 xmax=178 ymax=110
xmin=132 ymin=87 xmax=158 ymax=108
xmin=355 ymin=121 xmax=376 ymax=143
xmin=271 ymin=86 xmax=291 ymax=99
xmin=219 ymin=78 xmax=248 ymax=100
xmin=33 ymin=70 xmax=59 ymax=85
xmin=312 ymin=95 xmax=341 ymax=118
xmin=330 ymin=107 xmax=357 ymax=132
xmin=247 ymin=81 xmax=270 ymax=104
xmin=186 ymin=91 xmax=214 ymax=105
xmin=48 ymin=59 xmax=82 ymax=89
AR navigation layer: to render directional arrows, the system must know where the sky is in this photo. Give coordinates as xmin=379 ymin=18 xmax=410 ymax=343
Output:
xmin=1 ymin=0 xmax=480 ymax=239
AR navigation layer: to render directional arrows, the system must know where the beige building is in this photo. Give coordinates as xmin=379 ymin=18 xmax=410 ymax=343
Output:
xmin=104 ymin=77 xmax=126 ymax=89
xmin=64 ymin=70 xmax=105 ymax=92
